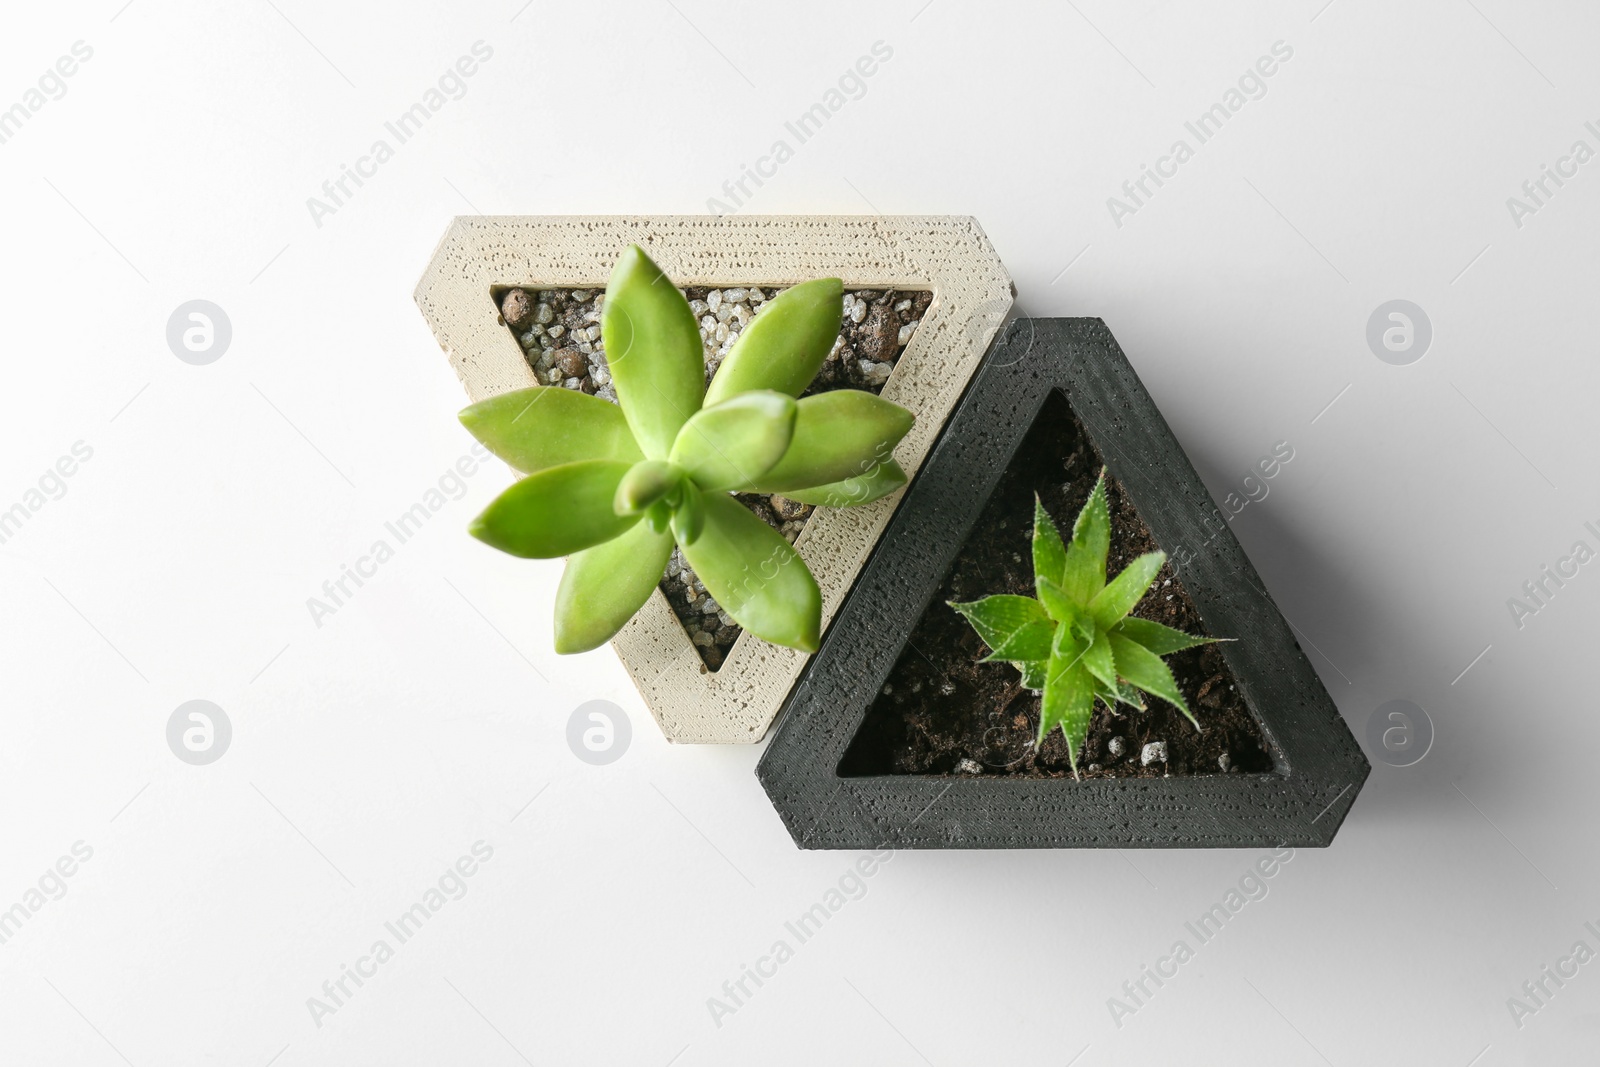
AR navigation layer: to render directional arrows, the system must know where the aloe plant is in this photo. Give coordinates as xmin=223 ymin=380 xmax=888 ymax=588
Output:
xmin=460 ymin=245 xmax=914 ymax=655
xmin=950 ymin=471 xmax=1221 ymax=777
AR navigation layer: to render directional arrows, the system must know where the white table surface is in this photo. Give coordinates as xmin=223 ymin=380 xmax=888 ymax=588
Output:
xmin=2 ymin=1 xmax=1594 ymax=1063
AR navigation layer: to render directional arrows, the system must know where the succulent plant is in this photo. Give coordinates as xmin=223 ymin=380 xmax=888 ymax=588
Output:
xmin=459 ymin=245 xmax=915 ymax=655
xmin=950 ymin=471 xmax=1222 ymax=776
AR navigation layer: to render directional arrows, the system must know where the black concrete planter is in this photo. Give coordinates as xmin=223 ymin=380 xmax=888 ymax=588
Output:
xmin=757 ymin=317 xmax=1369 ymax=849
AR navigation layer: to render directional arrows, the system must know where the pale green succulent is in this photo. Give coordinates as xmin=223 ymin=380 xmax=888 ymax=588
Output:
xmin=951 ymin=470 xmax=1221 ymax=776
xmin=460 ymin=245 xmax=914 ymax=655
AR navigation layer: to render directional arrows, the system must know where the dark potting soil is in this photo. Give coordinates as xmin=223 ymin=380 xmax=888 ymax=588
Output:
xmin=837 ymin=390 xmax=1276 ymax=780
xmin=493 ymin=284 xmax=933 ymax=671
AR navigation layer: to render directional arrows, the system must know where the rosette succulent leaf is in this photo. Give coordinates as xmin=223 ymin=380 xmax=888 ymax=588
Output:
xmin=460 ymin=245 xmax=915 ymax=656
xmin=950 ymin=470 xmax=1222 ymax=777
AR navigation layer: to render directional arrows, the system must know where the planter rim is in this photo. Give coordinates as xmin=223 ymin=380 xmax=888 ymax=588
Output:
xmin=757 ymin=316 xmax=1370 ymax=848
xmin=414 ymin=214 xmax=1014 ymax=744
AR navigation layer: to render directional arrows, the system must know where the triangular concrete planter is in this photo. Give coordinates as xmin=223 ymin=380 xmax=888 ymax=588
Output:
xmin=757 ymin=318 xmax=1369 ymax=848
xmin=415 ymin=216 xmax=1013 ymax=744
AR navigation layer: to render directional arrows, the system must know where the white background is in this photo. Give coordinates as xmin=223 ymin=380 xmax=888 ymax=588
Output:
xmin=1 ymin=1 xmax=1596 ymax=1064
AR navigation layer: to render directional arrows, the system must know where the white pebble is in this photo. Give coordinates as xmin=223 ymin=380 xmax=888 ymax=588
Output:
xmin=894 ymin=299 xmax=911 ymax=313
xmin=544 ymin=368 xmax=563 ymax=384
xmin=859 ymin=360 xmax=892 ymax=386
xmin=547 ymin=324 xmax=565 ymax=339
xmin=707 ymin=290 xmax=723 ymax=311
xmin=701 ymin=315 xmax=716 ymax=331
xmin=715 ymin=323 xmax=729 ymax=342
xmin=749 ymin=288 xmax=765 ymax=303
xmin=897 ymin=324 xmax=915 ymax=346
xmin=571 ymin=289 xmax=591 ymax=301
xmin=716 ymin=304 xmax=735 ymax=323
xmin=562 ymin=377 xmax=582 ymax=390
xmin=690 ymin=299 xmax=709 ymax=316
xmin=1141 ymin=741 xmax=1168 ymax=767
xmin=1218 ymin=753 xmax=1232 ymax=772
xmin=734 ymin=304 xmax=752 ymax=325
xmin=850 ymin=301 xmax=867 ymax=324
xmin=724 ymin=287 xmax=746 ymax=302
xmin=1108 ymin=736 xmax=1126 ymax=758
xmin=591 ymin=365 xmax=610 ymax=386
xmin=956 ymin=758 xmax=983 ymax=775
xmin=534 ymin=303 xmax=554 ymax=324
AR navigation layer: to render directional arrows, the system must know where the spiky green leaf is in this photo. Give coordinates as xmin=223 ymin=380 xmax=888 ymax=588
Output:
xmin=1039 ymin=655 xmax=1095 ymax=777
xmin=469 ymin=460 xmax=637 ymax=559
xmin=1032 ymin=495 xmax=1068 ymax=591
xmin=1080 ymin=628 xmax=1118 ymax=693
xmin=1059 ymin=470 xmax=1111 ymax=602
xmin=669 ymin=390 xmax=796 ymax=491
xmin=1018 ymin=659 xmax=1049 ymax=690
xmin=1114 ymin=616 xmax=1216 ymax=656
xmin=459 ymin=387 xmax=643 ymax=472
xmin=679 ymin=491 xmax=821 ymax=653
xmin=1109 ymin=631 xmax=1197 ymax=729
xmin=950 ymin=595 xmax=1050 ymax=655
xmin=749 ymin=391 xmax=914 ymax=493
xmin=1088 ymin=551 xmax=1167 ymax=629
xmin=1036 ymin=577 xmax=1079 ymax=625
xmin=553 ymin=519 xmax=674 ymax=653
xmin=601 ymin=244 xmax=705 ymax=459
xmin=778 ymin=459 xmax=907 ymax=508
xmin=984 ymin=619 xmax=1056 ymax=662
xmin=703 ymin=278 xmax=844 ymax=405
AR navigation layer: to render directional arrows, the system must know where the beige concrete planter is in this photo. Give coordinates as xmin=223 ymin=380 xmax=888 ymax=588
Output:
xmin=415 ymin=215 xmax=1012 ymax=743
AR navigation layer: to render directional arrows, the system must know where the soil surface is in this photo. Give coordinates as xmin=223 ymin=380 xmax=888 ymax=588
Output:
xmin=837 ymin=390 xmax=1276 ymax=779
xmin=495 ymin=284 xmax=932 ymax=670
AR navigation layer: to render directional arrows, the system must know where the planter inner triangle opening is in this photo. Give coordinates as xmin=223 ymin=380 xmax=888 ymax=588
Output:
xmin=490 ymin=281 xmax=933 ymax=672
xmin=837 ymin=389 xmax=1277 ymax=780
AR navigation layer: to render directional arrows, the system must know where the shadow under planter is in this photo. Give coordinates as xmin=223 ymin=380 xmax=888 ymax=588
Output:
xmin=757 ymin=317 xmax=1370 ymax=849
